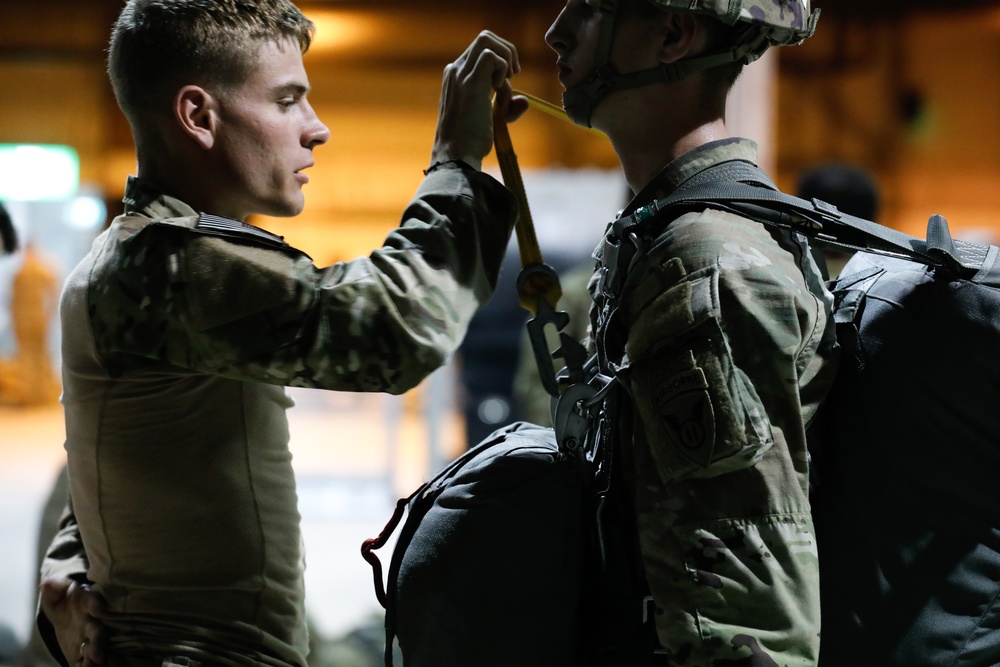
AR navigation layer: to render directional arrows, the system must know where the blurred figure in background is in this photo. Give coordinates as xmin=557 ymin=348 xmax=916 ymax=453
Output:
xmin=0 ymin=202 xmax=61 ymax=407
xmin=0 ymin=206 xmax=20 ymax=643
xmin=797 ymin=163 xmax=881 ymax=280
xmin=4 ymin=243 xmax=61 ymax=406
xmin=0 ymin=203 xmax=16 ymax=255
xmin=0 ymin=202 xmax=20 ymax=405
xmin=456 ymin=252 xmax=527 ymax=447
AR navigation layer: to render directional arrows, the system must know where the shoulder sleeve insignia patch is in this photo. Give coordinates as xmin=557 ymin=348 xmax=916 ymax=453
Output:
xmin=656 ymin=367 xmax=717 ymax=469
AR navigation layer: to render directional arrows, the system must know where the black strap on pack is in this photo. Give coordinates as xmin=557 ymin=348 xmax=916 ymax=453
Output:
xmin=612 ymin=159 xmax=1000 ymax=288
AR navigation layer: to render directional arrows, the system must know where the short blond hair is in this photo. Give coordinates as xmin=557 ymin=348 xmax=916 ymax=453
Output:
xmin=108 ymin=0 xmax=314 ymax=129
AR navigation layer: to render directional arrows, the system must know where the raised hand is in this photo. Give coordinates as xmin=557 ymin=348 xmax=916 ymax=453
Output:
xmin=430 ymin=30 xmax=529 ymax=171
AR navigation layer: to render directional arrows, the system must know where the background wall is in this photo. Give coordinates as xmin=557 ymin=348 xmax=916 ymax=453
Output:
xmin=779 ymin=3 xmax=1000 ymax=239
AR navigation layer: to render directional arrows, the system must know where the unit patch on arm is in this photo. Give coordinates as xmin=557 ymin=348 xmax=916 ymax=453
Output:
xmin=655 ymin=361 xmax=716 ymax=469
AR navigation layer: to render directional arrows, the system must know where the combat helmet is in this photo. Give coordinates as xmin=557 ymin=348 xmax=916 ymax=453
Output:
xmin=562 ymin=0 xmax=819 ymax=127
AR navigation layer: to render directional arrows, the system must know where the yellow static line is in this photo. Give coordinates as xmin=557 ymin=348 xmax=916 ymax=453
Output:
xmin=512 ymin=89 xmax=605 ymax=137
xmin=493 ymin=90 xmax=608 ymax=314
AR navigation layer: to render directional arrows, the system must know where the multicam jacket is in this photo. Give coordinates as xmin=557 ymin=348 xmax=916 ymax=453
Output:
xmin=593 ymin=139 xmax=838 ymax=666
xmin=44 ymin=165 xmax=515 ymax=667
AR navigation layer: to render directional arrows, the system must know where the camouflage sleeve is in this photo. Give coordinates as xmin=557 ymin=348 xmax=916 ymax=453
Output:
xmin=36 ymin=494 xmax=89 ymax=667
xmin=91 ymin=165 xmax=516 ymax=393
xmin=621 ymin=222 xmax=779 ymax=483
xmin=618 ymin=209 xmax=828 ymax=665
xmin=38 ymin=496 xmax=89 ymax=591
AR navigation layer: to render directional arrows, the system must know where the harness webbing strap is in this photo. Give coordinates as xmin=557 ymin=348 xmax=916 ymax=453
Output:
xmin=492 ymin=98 xmax=562 ymax=316
xmin=625 ymin=160 xmax=996 ymax=279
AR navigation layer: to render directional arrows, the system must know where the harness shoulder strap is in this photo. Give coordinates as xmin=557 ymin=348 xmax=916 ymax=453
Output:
xmin=615 ymin=160 xmax=995 ymax=282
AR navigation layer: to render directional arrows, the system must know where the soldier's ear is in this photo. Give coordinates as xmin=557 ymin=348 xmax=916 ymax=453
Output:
xmin=658 ymin=11 xmax=700 ymax=65
xmin=174 ymin=85 xmax=219 ymax=150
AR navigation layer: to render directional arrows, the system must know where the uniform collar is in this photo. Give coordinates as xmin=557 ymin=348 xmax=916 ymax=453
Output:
xmin=622 ymin=137 xmax=759 ymax=217
xmin=121 ymin=176 xmax=199 ymax=220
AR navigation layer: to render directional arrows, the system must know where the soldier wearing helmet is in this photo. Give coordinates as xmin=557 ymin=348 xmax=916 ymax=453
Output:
xmin=539 ymin=0 xmax=836 ymax=663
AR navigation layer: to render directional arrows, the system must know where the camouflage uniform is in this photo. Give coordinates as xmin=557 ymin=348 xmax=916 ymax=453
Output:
xmin=593 ymin=139 xmax=838 ymax=666
xmin=43 ymin=164 xmax=515 ymax=667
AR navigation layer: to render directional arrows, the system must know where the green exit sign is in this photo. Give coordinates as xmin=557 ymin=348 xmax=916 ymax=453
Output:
xmin=0 ymin=144 xmax=79 ymax=201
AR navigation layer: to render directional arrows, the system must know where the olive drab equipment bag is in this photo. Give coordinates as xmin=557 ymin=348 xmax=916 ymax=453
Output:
xmin=610 ymin=159 xmax=1000 ymax=667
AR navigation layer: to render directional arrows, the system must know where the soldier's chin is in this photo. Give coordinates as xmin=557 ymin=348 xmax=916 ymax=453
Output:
xmin=267 ymin=196 xmax=305 ymax=218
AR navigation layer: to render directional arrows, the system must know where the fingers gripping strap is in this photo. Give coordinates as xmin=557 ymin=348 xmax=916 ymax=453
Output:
xmin=491 ymin=100 xmax=563 ymax=315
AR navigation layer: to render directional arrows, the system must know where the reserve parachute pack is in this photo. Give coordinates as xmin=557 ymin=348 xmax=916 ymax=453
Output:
xmin=359 ymin=416 xmax=664 ymax=667
xmin=607 ymin=159 xmax=1000 ymax=666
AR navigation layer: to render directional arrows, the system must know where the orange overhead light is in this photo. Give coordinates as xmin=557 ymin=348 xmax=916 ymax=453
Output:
xmin=305 ymin=9 xmax=380 ymax=54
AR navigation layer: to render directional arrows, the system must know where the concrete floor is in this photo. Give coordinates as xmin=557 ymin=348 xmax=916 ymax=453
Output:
xmin=0 ymin=368 xmax=465 ymax=650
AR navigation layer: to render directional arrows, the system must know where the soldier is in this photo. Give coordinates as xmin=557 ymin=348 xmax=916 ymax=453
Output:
xmin=0 ymin=202 xmax=16 ymax=255
xmin=36 ymin=1 xmax=524 ymax=666
xmin=9 ymin=243 xmax=61 ymax=405
xmin=797 ymin=163 xmax=881 ymax=280
xmin=540 ymin=0 xmax=838 ymax=663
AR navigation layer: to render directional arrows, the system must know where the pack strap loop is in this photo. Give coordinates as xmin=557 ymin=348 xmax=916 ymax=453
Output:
xmin=360 ymin=496 xmax=411 ymax=608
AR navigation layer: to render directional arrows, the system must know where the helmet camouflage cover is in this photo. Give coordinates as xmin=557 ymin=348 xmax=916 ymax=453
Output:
xmin=645 ymin=0 xmax=818 ymax=45
xmin=561 ymin=0 xmax=819 ymax=127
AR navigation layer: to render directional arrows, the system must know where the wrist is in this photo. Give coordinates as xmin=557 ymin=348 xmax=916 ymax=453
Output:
xmin=423 ymin=158 xmax=478 ymax=176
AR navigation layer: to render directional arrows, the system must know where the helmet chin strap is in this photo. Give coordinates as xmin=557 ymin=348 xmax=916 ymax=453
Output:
xmin=562 ymin=0 xmax=770 ymax=128
xmin=562 ymin=0 xmax=619 ymax=127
